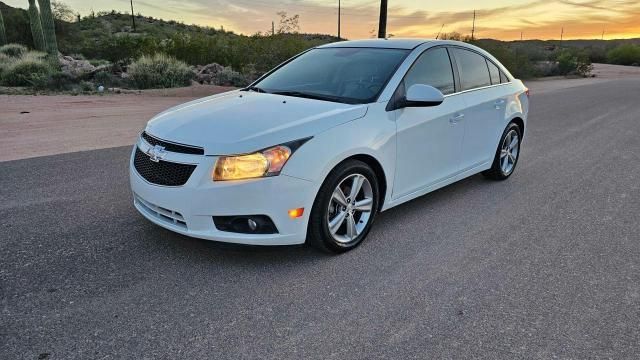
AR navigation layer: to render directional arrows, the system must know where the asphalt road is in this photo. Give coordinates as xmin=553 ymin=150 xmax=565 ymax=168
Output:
xmin=2 ymin=79 xmax=640 ymax=359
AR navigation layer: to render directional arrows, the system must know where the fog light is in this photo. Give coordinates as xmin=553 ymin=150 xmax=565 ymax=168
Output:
xmin=288 ymin=208 xmax=304 ymax=218
xmin=247 ymin=218 xmax=258 ymax=231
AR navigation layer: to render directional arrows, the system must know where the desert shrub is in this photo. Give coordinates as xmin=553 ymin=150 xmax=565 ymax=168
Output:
xmin=216 ymin=66 xmax=249 ymax=86
xmin=0 ymin=53 xmax=11 ymax=64
xmin=607 ymin=44 xmax=640 ymax=66
xmin=88 ymin=59 xmax=111 ymax=67
xmin=557 ymin=51 xmax=577 ymax=75
xmin=79 ymin=80 xmax=95 ymax=92
xmin=556 ymin=49 xmax=593 ymax=77
xmin=127 ymin=53 xmax=194 ymax=89
xmin=0 ymin=44 xmax=29 ymax=58
xmin=475 ymin=42 xmax=537 ymax=79
xmin=0 ymin=54 xmax=53 ymax=86
xmin=0 ymin=53 xmax=10 ymax=77
xmin=93 ymin=69 xmax=123 ymax=88
xmin=28 ymin=71 xmax=76 ymax=91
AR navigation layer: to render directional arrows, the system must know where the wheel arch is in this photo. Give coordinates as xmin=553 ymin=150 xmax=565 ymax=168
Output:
xmin=511 ymin=116 xmax=525 ymax=137
xmin=344 ymin=154 xmax=388 ymax=211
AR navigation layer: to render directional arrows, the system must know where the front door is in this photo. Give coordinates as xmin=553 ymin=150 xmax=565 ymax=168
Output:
xmin=392 ymin=47 xmax=466 ymax=199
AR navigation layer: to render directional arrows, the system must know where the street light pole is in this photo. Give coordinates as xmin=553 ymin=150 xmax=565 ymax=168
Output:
xmin=378 ymin=0 xmax=388 ymax=38
xmin=338 ymin=0 xmax=341 ymax=39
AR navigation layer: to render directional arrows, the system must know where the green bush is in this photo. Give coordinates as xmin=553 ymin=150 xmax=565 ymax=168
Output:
xmin=0 ymin=53 xmax=53 ymax=86
xmin=474 ymin=42 xmax=537 ymax=79
xmin=93 ymin=69 xmax=122 ymax=88
xmin=0 ymin=43 xmax=28 ymax=58
xmin=556 ymin=49 xmax=593 ymax=77
xmin=607 ymin=44 xmax=640 ymax=66
xmin=127 ymin=53 xmax=193 ymax=89
xmin=216 ymin=66 xmax=249 ymax=86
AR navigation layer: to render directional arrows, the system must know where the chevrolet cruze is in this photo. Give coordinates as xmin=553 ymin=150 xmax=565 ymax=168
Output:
xmin=130 ymin=39 xmax=529 ymax=253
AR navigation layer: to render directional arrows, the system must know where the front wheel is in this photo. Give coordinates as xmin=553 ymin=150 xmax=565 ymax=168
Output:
xmin=307 ymin=160 xmax=379 ymax=253
xmin=483 ymin=122 xmax=522 ymax=180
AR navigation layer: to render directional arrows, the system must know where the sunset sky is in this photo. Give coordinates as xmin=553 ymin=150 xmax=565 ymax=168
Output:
xmin=4 ymin=0 xmax=640 ymax=40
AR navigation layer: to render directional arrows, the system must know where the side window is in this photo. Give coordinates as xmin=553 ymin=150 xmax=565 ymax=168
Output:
xmin=499 ymin=70 xmax=510 ymax=83
xmin=486 ymin=60 xmax=501 ymax=85
xmin=452 ymin=48 xmax=492 ymax=91
xmin=404 ymin=47 xmax=455 ymax=95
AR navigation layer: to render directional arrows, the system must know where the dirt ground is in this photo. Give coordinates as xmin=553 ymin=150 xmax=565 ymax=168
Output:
xmin=0 ymin=85 xmax=234 ymax=162
xmin=1 ymin=64 xmax=639 ymax=162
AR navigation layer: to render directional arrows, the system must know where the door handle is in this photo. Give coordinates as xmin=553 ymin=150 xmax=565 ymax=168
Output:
xmin=494 ymin=99 xmax=506 ymax=109
xmin=449 ymin=113 xmax=465 ymax=124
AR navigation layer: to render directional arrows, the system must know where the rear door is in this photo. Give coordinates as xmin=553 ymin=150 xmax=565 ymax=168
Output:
xmin=392 ymin=47 xmax=467 ymax=199
xmin=450 ymin=48 xmax=504 ymax=170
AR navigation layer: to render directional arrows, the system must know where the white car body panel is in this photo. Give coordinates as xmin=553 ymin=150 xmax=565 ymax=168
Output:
xmin=147 ymin=91 xmax=368 ymax=155
xmin=130 ymin=39 xmax=529 ymax=245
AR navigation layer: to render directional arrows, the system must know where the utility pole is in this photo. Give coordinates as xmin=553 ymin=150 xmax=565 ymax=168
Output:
xmin=337 ymin=0 xmax=341 ymax=39
xmin=378 ymin=0 xmax=387 ymax=38
xmin=601 ymin=28 xmax=605 ymax=40
xmin=520 ymin=32 xmax=523 ymax=41
xmin=436 ymin=24 xmax=444 ymax=39
xmin=130 ymin=0 xmax=136 ymax=32
xmin=471 ymin=10 xmax=476 ymax=41
xmin=272 ymin=21 xmax=275 ymax=35
xmin=560 ymin=27 xmax=563 ymax=41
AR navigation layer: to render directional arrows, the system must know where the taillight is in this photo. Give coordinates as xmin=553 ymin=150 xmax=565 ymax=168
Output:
xmin=525 ymin=88 xmax=530 ymax=98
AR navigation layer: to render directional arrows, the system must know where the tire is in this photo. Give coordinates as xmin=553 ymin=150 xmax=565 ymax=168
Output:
xmin=307 ymin=159 xmax=380 ymax=253
xmin=483 ymin=122 xmax=522 ymax=180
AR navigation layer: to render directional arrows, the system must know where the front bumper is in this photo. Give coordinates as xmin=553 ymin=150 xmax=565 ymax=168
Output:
xmin=129 ymin=142 xmax=316 ymax=245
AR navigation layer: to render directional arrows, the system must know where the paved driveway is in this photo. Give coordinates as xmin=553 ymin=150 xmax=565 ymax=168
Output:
xmin=1 ymin=79 xmax=639 ymax=359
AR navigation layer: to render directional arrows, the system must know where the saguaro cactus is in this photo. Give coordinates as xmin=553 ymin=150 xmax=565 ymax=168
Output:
xmin=28 ymin=0 xmax=45 ymax=51
xmin=0 ymin=8 xmax=7 ymax=46
xmin=37 ymin=0 xmax=58 ymax=56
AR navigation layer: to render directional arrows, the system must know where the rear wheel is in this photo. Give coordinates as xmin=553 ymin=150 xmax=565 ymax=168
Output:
xmin=307 ymin=160 xmax=379 ymax=253
xmin=483 ymin=122 xmax=522 ymax=180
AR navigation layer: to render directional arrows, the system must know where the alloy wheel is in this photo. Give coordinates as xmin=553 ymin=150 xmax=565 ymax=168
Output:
xmin=326 ymin=173 xmax=374 ymax=243
xmin=499 ymin=129 xmax=520 ymax=175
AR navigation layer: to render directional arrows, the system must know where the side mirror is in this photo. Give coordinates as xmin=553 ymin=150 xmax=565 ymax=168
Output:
xmin=402 ymin=84 xmax=444 ymax=108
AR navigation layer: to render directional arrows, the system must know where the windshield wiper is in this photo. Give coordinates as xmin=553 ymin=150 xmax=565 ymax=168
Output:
xmin=243 ymin=86 xmax=268 ymax=93
xmin=270 ymin=90 xmax=345 ymax=103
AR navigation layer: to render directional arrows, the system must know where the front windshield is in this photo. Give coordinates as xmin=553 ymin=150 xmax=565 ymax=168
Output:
xmin=250 ymin=47 xmax=410 ymax=104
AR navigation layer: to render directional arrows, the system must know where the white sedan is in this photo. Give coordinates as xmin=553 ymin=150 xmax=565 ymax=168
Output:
xmin=130 ymin=39 xmax=529 ymax=253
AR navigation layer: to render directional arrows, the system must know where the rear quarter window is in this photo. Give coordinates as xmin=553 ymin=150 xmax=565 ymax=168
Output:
xmin=452 ymin=48 xmax=492 ymax=91
xmin=486 ymin=60 xmax=501 ymax=85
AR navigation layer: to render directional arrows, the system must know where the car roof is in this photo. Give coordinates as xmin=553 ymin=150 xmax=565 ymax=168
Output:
xmin=318 ymin=38 xmax=436 ymax=50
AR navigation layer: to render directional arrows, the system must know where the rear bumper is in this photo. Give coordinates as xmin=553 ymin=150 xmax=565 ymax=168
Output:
xmin=129 ymin=144 xmax=316 ymax=246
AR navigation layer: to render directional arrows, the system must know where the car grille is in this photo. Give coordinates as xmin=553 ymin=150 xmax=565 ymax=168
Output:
xmin=141 ymin=131 xmax=204 ymax=155
xmin=133 ymin=147 xmax=196 ymax=186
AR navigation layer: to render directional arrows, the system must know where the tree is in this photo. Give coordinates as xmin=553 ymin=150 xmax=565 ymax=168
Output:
xmin=0 ymin=8 xmax=6 ymax=46
xmin=37 ymin=0 xmax=58 ymax=56
xmin=28 ymin=0 xmax=46 ymax=51
xmin=276 ymin=11 xmax=299 ymax=34
xmin=51 ymin=1 xmax=75 ymax=22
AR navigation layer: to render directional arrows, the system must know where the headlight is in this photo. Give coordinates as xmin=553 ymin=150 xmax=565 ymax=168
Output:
xmin=213 ymin=141 xmax=304 ymax=181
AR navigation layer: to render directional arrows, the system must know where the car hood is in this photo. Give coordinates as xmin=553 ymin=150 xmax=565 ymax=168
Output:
xmin=145 ymin=90 xmax=368 ymax=155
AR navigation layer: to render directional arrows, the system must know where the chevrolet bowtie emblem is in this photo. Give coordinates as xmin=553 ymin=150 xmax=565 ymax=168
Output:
xmin=146 ymin=145 xmax=167 ymax=162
